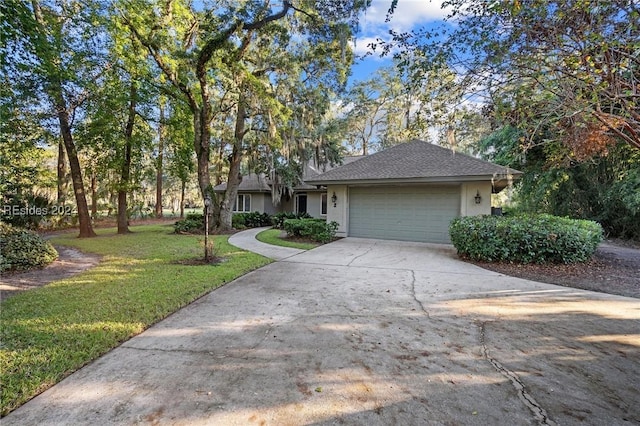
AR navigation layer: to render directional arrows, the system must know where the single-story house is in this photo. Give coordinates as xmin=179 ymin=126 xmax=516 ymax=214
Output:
xmin=305 ymin=140 xmax=522 ymax=244
xmin=215 ymin=140 xmax=521 ymax=244
xmin=213 ymin=157 xmax=362 ymax=219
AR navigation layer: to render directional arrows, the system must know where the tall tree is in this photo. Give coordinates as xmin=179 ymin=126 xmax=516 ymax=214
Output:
xmin=23 ymin=0 xmax=102 ymax=237
xmin=120 ymin=0 xmax=369 ymax=229
xmin=155 ymin=96 xmax=167 ymax=218
xmin=385 ymin=0 xmax=640 ymax=155
xmin=165 ymin=99 xmax=195 ymax=219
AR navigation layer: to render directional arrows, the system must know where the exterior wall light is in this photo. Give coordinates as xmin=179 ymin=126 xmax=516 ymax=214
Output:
xmin=331 ymin=192 xmax=337 ymax=207
xmin=474 ymin=190 xmax=482 ymax=204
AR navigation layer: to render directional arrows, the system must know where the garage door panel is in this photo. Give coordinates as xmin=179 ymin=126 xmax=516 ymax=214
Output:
xmin=349 ymin=186 xmax=459 ymax=244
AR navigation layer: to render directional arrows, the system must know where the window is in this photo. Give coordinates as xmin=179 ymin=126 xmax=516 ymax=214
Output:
xmin=233 ymin=194 xmax=251 ymax=212
xmin=321 ymin=193 xmax=328 ymax=216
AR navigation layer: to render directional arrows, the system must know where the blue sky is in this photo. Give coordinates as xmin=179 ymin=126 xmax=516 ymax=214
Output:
xmin=349 ymin=0 xmax=452 ymax=85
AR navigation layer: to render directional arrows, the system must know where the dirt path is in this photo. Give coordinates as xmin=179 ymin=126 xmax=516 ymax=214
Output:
xmin=0 ymin=246 xmax=101 ymax=302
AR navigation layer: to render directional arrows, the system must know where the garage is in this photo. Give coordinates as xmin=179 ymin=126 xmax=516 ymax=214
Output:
xmin=305 ymin=140 xmax=522 ymax=244
xmin=348 ymin=185 xmax=460 ymax=244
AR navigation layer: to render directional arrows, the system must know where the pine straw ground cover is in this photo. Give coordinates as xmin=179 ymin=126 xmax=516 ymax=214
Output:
xmin=0 ymin=224 xmax=270 ymax=416
xmin=468 ymin=241 xmax=640 ymax=299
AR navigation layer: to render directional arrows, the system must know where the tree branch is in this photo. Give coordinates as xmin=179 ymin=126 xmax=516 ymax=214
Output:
xmin=197 ymin=1 xmax=292 ymax=77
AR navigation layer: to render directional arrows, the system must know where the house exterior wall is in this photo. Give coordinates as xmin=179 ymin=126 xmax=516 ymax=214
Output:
xmin=325 ymin=185 xmax=348 ymax=237
xmin=326 ymin=182 xmax=492 ymax=241
xmin=234 ymin=192 xmax=277 ymax=215
xmin=306 ymin=192 xmax=325 ymax=219
xmin=460 ymin=182 xmax=492 ymax=217
xmin=261 ymin=193 xmax=278 ymax=215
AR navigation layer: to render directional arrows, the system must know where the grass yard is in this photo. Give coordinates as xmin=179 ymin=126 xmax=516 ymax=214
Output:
xmin=0 ymin=224 xmax=270 ymax=416
xmin=256 ymin=228 xmax=319 ymax=250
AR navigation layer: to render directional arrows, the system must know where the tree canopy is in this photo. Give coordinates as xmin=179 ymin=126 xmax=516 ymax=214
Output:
xmin=2 ymin=0 xmax=638 ymax=240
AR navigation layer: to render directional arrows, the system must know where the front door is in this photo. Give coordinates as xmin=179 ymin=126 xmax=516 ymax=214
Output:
xmin=296 ymin=194 xmax=307 ymax=214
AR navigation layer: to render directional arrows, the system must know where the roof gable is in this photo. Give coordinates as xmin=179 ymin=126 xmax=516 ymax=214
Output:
xmin=306 ymin=140 xmax=521 ymax=184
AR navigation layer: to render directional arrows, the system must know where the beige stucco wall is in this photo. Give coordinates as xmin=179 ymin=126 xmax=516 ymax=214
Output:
xmin=325 ymin=185 xmax=348 ymax=237
xmin=305 ymin=192 xmax=325 ymax=219
xmin=460 ymin=182 xmax=492 ymax=216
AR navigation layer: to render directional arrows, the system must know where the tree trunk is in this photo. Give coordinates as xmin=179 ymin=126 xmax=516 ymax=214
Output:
xmin=155 ymin=98 xmax=165 ymax=218
xmin=32 ymin=0 xmax=94 ymax=238
xmin=57 ymin=138 xmax=68 ymax=204
xmin=218 ymin=93 xmax=247 ymax=230
xmin=91 ymin=170 xmax=97 ymax=217
xmin=58 ymin=107 xmax=96 ymax=238
xmin=192 ymin=99 xmax=214 ymax=228
xmin=117 ymin=83 xmax=136 ymax=234
xmin=180 ymin=180 xmax=186 ymax=219
xmin=219 ymin=143 xmax=243 ymax=230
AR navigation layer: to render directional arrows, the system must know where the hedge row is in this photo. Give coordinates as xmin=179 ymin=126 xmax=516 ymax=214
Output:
xmin=0 ymin=223 xmax=58 ymax=273
xmin=232 ymin=212 xmax=272 ymax=229
xmin=174 ymin=211 xmax=313 ymax=233
xmin=271 ymin=212 xmax=312 ymax=229
xmin=283 ymin=218 xmax=338 ymax=244
xmin=449 ymin=214 xmax=603 ymax=264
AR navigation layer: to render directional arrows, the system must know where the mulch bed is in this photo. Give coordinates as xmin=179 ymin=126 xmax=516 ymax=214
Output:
xmin=468 ymin=250 xmax=639 ymax=299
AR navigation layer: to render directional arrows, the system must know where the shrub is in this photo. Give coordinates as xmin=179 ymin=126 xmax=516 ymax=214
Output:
xmin=272 ymin=211 xmax=311 ymax=229
xmin=174 ymin=213 xmax=204 ymax=234
xmin=283 ymin=218 xmax=338 ymax=243
xmin=0 ymin=223 xmax=58 ymax=273
xmin=449 ymin=214 xmax=603 ymax=264
xmin=233 ymin=212 xmax=272 ymax=229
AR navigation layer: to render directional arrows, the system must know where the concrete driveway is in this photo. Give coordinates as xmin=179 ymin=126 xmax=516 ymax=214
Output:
xmin=4 ymin=237 xmax=639 ymax=425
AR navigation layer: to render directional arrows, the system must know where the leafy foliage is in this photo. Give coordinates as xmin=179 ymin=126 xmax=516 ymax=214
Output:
xmin=176 ymin=211 xmax=273 ymax=232
xmin=283 ymin=218 xmax=338 ymax=243
xmin=271 ymin=211 xmax=312 ymax=229
xmin=480 ymin=128 xmax=640 ymax=240
xmin=232 ymin=212 xmax=272 ymax=229
xmin=173 ymin=213 xmax=204 ymax=234
xmin=394 ymin=0 xmax=640 ymax=153
xmin=0 ymin=223 xmax=58 ymax=272
xmin=449 ymin=215 xmax=603 ymax=264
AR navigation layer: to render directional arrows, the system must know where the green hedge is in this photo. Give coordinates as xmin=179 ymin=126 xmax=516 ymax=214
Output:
xmin=272 ymin=211 xmax=311 ymax=229
xmin=232 ymin=212 xmax=272 ymax=229
xmin=449 ymin=214 xmax=603 ymax=264
xmin=175 ymin=212 xmax=273 ymax=233
xmin=283 ymin=218 xmax=338 ymax=244
xmin=0 ymin=223 xmax=58 ymax=273
xmin=174 ymin=213 xmax=204 ymax=233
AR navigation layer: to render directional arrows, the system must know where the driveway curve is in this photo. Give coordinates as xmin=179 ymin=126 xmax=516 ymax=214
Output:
xmin=4 ymin=236 xmax=639 ymax=425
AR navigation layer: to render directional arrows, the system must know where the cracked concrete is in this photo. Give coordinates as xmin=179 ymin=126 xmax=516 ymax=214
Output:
xmin=4 ymin=236 xmax=639 ymax=425
xmin=478 ymin=321 xmax=555 ymax=426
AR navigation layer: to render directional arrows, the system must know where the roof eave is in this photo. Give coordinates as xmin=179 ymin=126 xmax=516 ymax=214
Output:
xmin=306 ymin=174 xmax=521 ymax=186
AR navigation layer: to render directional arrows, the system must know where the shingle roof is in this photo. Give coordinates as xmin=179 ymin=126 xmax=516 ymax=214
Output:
xmin=213 ymin=156 xmax=364 ymax=192
xmin=213 ymin=173 xmax=271 ymax=192
xmin=306 ymin=140 xmax=522 ymax=185
xmin=295 ymin=156 xmax=363 ymax=190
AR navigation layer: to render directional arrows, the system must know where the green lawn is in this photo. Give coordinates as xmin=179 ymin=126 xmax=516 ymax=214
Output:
xmin=0 ymin=224 xmax=270 ymax=416
xmin=256 ymin=228 xmax=319 ymax=250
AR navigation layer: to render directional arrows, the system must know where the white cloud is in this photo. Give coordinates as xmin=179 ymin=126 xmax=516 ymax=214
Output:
xmin=354 ymin=0 xmax=451 ymax=57
xmin=360 ymin=0 xmax=451 ymax=33
xmin=351 ymin=36 xmax=386 ymax=57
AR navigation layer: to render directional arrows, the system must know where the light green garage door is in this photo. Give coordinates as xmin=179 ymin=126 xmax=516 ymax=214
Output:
xmin=348 ymin=186 xmax=460 ymax=244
